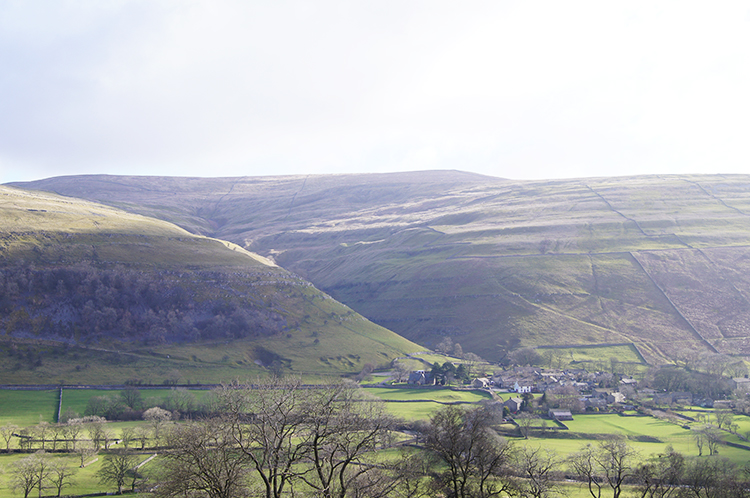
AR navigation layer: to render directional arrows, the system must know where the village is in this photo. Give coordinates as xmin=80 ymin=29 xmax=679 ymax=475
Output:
xmin=405 ymin=363 xmax=750 ymax=424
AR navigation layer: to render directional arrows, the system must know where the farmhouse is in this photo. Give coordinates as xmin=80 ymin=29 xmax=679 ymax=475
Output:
xmin=472 ymin=377 xmax=492 ymax=388
xmin=653 ymin=391 xmax=693 ymax=406
xmin=607 ymin=392 xmax=626 ymax=404
xmin=407 ymin=370 xmax=434 ymax=386
xmin=548 ymin=409 xmax=573 ymax=421
xmin=504 ymin=397 xmax=523 ymax=413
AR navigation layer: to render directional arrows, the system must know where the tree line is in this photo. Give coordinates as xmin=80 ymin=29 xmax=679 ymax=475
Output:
xmin=0 ymin=263 xmax=288 ymax=345
xmin=154 ymin=379 xmax=750 ymax=498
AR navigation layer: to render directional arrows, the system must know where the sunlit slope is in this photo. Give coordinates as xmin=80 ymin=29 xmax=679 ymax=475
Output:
xmin=15 ymin=173 xmax=750 ymax=363
xmin=0 ymin=186 xmax=422 ymax=382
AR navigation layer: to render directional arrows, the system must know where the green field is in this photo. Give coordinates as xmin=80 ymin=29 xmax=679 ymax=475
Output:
xmin=0 ymin=390 xmax=58 ymax=426
xmin=363 ymin=387 xmax=491 ymax=402
xmin=2 ymin=388 xmax=750 ymax=495
xmin=0 ymin=450 xmax=156 ymax=497
xmin=536 ymin=344 xmax=647 ymax=373
xmin=363 ymin=387 xmax=493 ymax=421
xmin=519 ymin=412 xmax=750 ymax=465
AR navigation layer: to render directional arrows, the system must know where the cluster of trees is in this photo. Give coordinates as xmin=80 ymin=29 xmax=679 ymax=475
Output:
xmin=8 ymin=450 xmax=77 ymax=498
xmin=82 ymin=386 xmax=204 ymax=421
xmin=0 ymin=264 xmax=287 ymax=344
xmin=648 ymin=364 xmax=736 ymax=399
xmin=5 ymin=380 xmax=750 ymax=497
xmin=2 ymin=409 xmax=172 ymax=456
xmin=152 ymin=380 xmax=750 ymax=498
xmin=9 ymin=447 xmax=148 ymax=497
xmin=430 ymin=361 xmax=473 ymax=384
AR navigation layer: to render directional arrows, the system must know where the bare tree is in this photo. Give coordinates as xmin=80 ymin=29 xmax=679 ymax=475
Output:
xmin=545 ymin=385 xmax=584 ymax=413
xmin=509 ymin=348 xmax=543 ymax=367
xmin=48 ymin=424 xmax=64 ymax=451
xmin=426 ymin=405 xmax=513 ymax=498
xmin=84 ymin=416 xmax=107 ymax=450
xmin=298 ymin=382 xmax=396 ymax=498
xmin=632 ymin=446 xmax=684 ymax=498
xmin=143 ymin=406 xmax=172 ymax=447
xmin=727 ymin=360 xmax=748 ymax=378
xmin=515 ymin=413 xmax=538 ymax=439
xmin=391 ymin=450 xmax=433 ymax=498
xmin=463 ymin=352 xmax=484 ymax=379
xmin=436 ymin=337 xmax=454 ymax=354
xmin=120 ymin=427 xmax=136 ymax=449
xmin=156 ymin=417 xmax=248 ymax=498
xmin=74 ymin=441 xmax=97 ymax=468
xmin=10 ymin=453 xmax=44 ymax=498
xmin=569 ymin=437 xmax=638 ymax=498
xmin=219 ymin=378 xmax=308 ymax=498
xmin=703 ymin=426 xmax=723 ymax=456
xmin=714 ymin=409 xmax=733 ymax=430
xmin=8 ymin=451 xmax=52 ymax=498
xmin=32 ymin=422 xmax=49 ymax=450
xmin=693 ymin=429 xmax=706 ymax=457
xmin=453 ymin=343 xmax=464 ymax=359
xmin=102 ymin=427 xmax=117 ymax=450
xmin=0 ymin=423 xmax=18 ymax=452
xmin=164 ymin=387 xmax=196 ymax=413
xmin=61 ymin=419 xmax=82 ymax=451
xmin=680 ymin=456 xmax=749 ymax=498
xmin=119 ymin=386 xmax=143 ymax=410
xmin=513 ymin=446 xmax=561 ymax=498
xmin=134 ymin=425 xmax=149 ymax=450
xmin=393 ymin=361 xmax=413 ymax=383
xmin=96 ymin=449 xmax=139 ymax=494
xmin=49 ymin=460 xmax=77 ymax=498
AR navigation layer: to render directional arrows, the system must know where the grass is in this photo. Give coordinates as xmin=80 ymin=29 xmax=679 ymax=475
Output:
xmin=536 ymin=344 xmax=648 ymax=373
xmin=520 ymin=412 xmax=750 ymax=465
xmin=363 ymin=386 xmax=493 ymax=421
xmin=59 ymin=388 xmax=213 ymax=418
xmin=363 ymin=387 xmax=491 ymax=403
xmin=0 ymin=450 xmax=158 ymax=497
xmin=1 ymin=387 xmax=749 ymax=495
xmin=14 ymin=173 xmax=750 ymax=365
xmin=0 ymin=185 xmax=425 ymax=385
xmin=0 ymin=390 xmax=58 ymax=426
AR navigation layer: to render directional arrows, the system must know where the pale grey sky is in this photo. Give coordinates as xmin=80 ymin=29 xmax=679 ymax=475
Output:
xmin=2 ymin=1 xmax=750 ymax=183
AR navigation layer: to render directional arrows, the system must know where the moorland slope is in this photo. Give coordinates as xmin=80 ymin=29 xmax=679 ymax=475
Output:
xmin=15 ymin=172 xmax=750 ymax=364
xmin=0 ymin=185 xmax=421 ymax=383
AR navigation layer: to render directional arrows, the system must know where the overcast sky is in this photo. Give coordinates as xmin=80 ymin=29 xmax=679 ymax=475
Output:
xmin=2 ymin=1 xmax=750 ymax=184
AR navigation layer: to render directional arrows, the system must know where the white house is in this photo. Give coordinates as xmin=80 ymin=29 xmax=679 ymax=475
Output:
xmin=513 ymin=381 xmax=533 ymax=393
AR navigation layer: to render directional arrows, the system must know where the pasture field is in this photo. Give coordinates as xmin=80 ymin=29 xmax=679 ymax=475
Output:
xmin=60 ymin=387 xmax=213 ymax=418
xmin=0 ymin=390 xmax=57 ymax=425
xmin=2 ymin=388 xmax=750 ymax=495
xmin=404 ymin=352 xmax=477 ymax=367
xmin=382 ymin=401 xmax=451 ymax=420
xmin=363 ymin=387 xmax=493 ymax=421
xmin=363 ymin=387 xmax=491 ymax=402
xmin=0 ymin=451 xmax=156 ymax=497
xmin=524 ymin=412 xmax=750 ymax=465
xmin=536 ymin=343 xmax=647 ymax=373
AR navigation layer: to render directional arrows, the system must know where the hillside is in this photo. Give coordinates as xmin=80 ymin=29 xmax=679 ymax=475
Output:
xmin=14 ymin=172 xmax=750 ymax=364
xmin=0 ymin=185 xmax=422 ymax=383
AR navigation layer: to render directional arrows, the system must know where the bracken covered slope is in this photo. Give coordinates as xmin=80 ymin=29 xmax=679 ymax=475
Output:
xmin=14 ymin=172 xmax=750 ymax=364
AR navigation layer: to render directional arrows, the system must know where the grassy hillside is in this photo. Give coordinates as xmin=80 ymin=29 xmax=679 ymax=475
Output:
xmin=0 ymin=186 xmax=422 ymax=383
xmin=14 ymin=173 xmax=750 ymax=364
